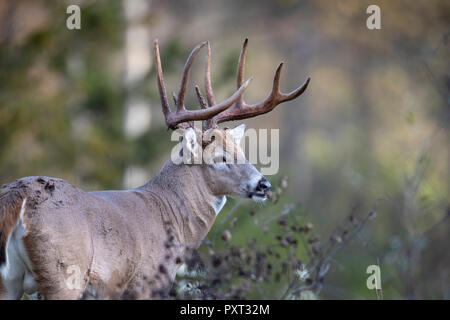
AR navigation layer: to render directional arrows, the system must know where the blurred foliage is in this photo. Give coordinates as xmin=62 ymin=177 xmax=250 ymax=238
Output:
xmin=1 ymin=0 xmax=449 ymax=299
xmin=170 ymin=178 xmax=377 ymax=300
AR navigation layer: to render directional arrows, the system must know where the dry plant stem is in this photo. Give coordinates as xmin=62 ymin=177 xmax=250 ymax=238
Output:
xmin=281 ymin=209 xmax=376 ymax=299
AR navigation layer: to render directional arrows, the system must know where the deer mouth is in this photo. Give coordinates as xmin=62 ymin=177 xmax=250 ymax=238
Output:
xmin=247 ymin=191 xmax=268 ymax=201
xmin=246 ymin=177 xmax=271 ymax=201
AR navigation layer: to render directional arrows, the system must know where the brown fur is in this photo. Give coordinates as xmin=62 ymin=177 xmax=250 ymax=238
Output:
xmin=0 ymin=128 xmax=262 ymax=299
xmin=0 ymin=163 xmax=223 ymax=299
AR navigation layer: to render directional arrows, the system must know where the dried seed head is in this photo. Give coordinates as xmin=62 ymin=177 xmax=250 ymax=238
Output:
xmin=278 ymin=216 xmax=287 ymax=226
xmin=281 ymin=176 xmax=288 ymax=188
xmin=221 ymin=229 xmax=232 ymax=242
xmin=230 ymin=217 xmax=237 ymax=228
xmin=331 ymin=235 xmax=342 ymax=243
xmin=304 ymin=222 xmax=313 ymax=232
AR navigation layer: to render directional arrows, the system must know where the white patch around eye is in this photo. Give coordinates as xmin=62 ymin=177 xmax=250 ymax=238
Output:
xmin=211 ymin=196 xmax=227 ymax=215
xmin=210 ymin=150 xmax=232 ymax=169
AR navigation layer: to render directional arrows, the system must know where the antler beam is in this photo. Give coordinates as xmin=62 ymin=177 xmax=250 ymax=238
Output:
xmin=213 ymin=38 xmax=310 ymax=124
xmin=154 ymin=38 xmax=309 ymax=130
xmin=154 ymin=39 xmax=252 ymax=130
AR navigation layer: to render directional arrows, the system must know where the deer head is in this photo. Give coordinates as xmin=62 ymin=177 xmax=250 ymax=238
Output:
xmin=154 ymin=38 xmax=310 ymax=202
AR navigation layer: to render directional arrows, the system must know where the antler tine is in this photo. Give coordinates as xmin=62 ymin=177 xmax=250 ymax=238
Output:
xmin=194 ymin=85 xmax=207 ymax=109
xmin=253 ymin=62 xmax=310 ymax=107
xmin=172 ymin=91 xmax=178 ymax=106
xmin=154 ymin=39 xmax=171 ymax=120
xmin=195 ymin=85 xmax=216 ymax=130
xmin=208 ymin=38 xmax=248 ymax=126
xmin=167 ymin=78 xmax=252 ymax=127
xmin=213 ymin=38 xmax=310 ymax=124
xmin=177 ymin=41 xmax=208 ymax=112
xmin=272 ymin=62 xmax=310 ymax=103
xmin=204 ymin=41 xmax=216 ymax=107
xmin=235 ymin=38 xmax=248 ymax=109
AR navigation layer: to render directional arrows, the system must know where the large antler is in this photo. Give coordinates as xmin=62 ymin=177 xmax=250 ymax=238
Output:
xmin=209 ymin=38 xmax=310 ymax=125
xmin=154 ymin=39 xmax=252 ymax=130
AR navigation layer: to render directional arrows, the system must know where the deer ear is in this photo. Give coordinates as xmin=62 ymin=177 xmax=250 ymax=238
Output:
xmin=228 ymin=124 xmax=246 ymax=145
xmin=183 ymin=127 xmax=200 ymax=158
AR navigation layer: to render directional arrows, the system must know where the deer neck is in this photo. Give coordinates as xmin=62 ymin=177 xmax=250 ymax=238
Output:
xmin=142 ymin=160 xmax=221 ymax=247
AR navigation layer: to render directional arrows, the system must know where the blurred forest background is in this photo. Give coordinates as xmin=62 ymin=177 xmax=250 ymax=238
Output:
xmin=0 ymin=0 xmax=449 ymax=299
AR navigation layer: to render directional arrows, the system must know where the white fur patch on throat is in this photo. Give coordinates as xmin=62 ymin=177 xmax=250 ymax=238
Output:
xmin=211 ymin=196 xmax=227 ymax=215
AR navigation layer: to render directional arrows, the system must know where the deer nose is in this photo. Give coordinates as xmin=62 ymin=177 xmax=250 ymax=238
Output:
xmin=256 ymin=178 xmax=271 ymax=192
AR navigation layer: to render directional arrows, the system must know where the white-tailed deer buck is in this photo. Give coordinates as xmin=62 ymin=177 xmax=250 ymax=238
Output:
xmin=0 ymin=38 xmax=309 ymax=299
